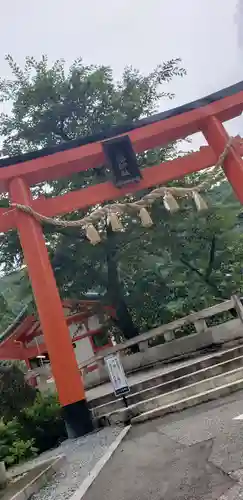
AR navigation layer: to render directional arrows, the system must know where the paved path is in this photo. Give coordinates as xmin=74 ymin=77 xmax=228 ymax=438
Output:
xmin=84 ymin=391 xmax=243 ymax=500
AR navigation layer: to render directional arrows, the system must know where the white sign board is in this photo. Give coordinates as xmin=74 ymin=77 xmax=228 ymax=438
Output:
xmin=104 ymin=354 xmax=130 ymax=397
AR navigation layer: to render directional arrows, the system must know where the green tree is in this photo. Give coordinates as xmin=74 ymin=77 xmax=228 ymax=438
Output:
xmin=0 ymin=55 xmax=242 ymax=339
xmin=52 ymin=178 xmax=243 ymax=331
xmin=0 ymin=55 xmax=186 ymax=340
xmin=0 ymin=363 xmax=36 ymax=421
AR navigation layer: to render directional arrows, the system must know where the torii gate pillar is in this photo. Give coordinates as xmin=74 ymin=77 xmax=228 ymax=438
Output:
xmin=9 ymin=177 xmax=93 ymax=437
xmin=203 ymin=116 xmax=243 ymax=203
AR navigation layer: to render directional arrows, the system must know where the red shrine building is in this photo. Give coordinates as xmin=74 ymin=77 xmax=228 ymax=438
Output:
xmin=0 ymin=294 xmax=114 ymax=388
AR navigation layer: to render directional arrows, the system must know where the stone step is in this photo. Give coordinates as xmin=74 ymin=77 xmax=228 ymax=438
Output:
xmin=92 ymin=355 xmax=243 ymax=419
xmin=99 ymin=365 xmax=243 ymax=425
xmin=89 ymin=343 xmax=243 ymax=410
xmin=131 ymin=378 xmax=243 ymax=424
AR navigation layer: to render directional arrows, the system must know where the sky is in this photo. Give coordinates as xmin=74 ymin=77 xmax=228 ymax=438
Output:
xmin=0 ymin=0 xmax=243 ymax=147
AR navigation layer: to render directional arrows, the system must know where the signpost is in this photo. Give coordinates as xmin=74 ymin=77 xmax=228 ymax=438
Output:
xmin=104 ymin=353 xmax=130 ymax=398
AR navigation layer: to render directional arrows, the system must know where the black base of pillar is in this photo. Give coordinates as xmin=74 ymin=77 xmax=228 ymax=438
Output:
xmin=62 ymin=399 xmax=94 ymax=438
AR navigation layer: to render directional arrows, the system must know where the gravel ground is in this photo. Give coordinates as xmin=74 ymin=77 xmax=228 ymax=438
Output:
xmin=29 ymin=426 xmax=123 ymax=500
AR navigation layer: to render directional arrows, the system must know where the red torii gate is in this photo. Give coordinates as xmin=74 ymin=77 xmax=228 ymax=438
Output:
xmin=1 ymin=81 xmax=243 ymax=437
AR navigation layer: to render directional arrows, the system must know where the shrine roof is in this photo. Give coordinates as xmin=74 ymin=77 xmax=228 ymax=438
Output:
xmin=0 ymin=80 xmax=243 ymax=169
xmin=0 ymin=269 xmax=104 ymax=343
xmin=0 ymin=295 xmax=108 ymax=349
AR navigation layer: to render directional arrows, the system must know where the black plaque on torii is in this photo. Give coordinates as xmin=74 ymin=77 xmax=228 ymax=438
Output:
xmin=102 ymin=135 xmax=142 ymax=187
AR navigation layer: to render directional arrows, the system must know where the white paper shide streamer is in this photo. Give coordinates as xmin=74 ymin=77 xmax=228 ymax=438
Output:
xmin=108 ymin=213 xmax=123 ymax=232
xmin=85 ymin=225 xmax=101 ymax=245
xmin=163 ymin=192 xmax=180 ymax=212
xmin=191 ymin=191 xmax=208 ymax=211
xmin=138 ymin=207 xmax=153 ymax=227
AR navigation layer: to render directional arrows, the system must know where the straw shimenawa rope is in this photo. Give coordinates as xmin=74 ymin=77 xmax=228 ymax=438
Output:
xmin=11 ymin=138 xmax=234 ymax=244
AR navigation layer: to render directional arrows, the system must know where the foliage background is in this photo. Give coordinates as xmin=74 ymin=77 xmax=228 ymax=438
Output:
xmin=0 ymin=55 xmax=242 ymax=338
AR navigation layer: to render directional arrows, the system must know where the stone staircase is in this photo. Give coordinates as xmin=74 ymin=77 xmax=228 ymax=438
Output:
xmin=89 ymin=343 xmax=243 ymax=426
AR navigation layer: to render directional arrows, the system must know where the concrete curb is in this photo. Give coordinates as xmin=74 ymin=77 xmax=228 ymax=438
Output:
xmin=69 ymin=426 xmax=131 ymax=500
xmin=8 ymin=454 xmax=66 ymax=500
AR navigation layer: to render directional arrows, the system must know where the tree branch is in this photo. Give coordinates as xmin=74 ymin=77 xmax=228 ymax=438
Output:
xmin=140 ymin=246 xmax=227 ymax=300
xmin=179 ymin=255 xmax=227 ymax=299
xmin=54 ymin=119 xmax=72 ymax=142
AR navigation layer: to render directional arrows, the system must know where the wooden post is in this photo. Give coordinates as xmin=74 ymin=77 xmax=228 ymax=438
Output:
xmin=232 ymin=295 xmax=243 ymax=324
xmin=138 ymin=340 xmax=149 ymax=351
xmin=9 ymin=177 xmax=93 ymax=437
xmin=0 ymin=462 xmax=7 ymax=490
xmin=194 ymin=319 xmax=208 ymax=334
xmin=164 ymin=331 xmax=175 ymax=342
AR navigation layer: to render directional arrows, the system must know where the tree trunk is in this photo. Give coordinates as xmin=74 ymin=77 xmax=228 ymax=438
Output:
xmin=106 ymin=224 xmax=139 ymax=351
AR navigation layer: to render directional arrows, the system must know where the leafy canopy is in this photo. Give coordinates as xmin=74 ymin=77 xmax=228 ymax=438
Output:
xmin=0 ymin=55 xmax=242 ymax=335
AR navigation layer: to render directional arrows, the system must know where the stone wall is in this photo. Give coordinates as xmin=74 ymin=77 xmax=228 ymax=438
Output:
xmin=84 ymin=318 xmax=243 ymax=389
